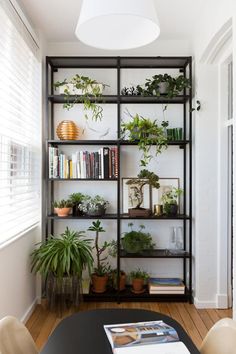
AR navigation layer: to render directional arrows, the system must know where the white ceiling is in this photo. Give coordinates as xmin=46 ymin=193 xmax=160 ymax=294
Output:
xmin=19 ymin=0 xmax=204 ymax=42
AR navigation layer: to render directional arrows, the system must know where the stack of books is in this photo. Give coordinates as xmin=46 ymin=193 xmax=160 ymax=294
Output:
xmin=148 ymin=278 xmax=185 ymax=295
xmin=49 ymin=146 xmax=118 ymax=179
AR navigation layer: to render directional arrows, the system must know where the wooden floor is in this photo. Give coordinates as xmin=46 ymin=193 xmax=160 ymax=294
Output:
xmin=26 ymin=302 xmax=232 ymax=351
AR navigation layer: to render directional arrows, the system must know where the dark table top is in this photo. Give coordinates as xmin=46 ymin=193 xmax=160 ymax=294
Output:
xmin=40 ymin=308 xmax=199 ymax=354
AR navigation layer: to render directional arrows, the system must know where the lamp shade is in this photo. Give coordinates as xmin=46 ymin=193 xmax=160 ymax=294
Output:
xmin=75 ymin=0 xmax=160 ymax=50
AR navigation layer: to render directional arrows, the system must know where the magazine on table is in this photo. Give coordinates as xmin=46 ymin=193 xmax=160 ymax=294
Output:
xmin=104 ymin=320 xmax=190 ymax=354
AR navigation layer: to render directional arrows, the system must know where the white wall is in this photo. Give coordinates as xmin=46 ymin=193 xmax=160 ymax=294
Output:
xmin=0 ymin=227 xmax=40 ymax=322
xmin=193 ymin=0 xmax=234 ymax=308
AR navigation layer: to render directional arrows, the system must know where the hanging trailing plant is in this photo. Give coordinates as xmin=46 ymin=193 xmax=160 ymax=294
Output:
xmin=54 ymin=74 xmax=109 ymax=121
xmin=121 ymin=112 xmax=167 ymax=166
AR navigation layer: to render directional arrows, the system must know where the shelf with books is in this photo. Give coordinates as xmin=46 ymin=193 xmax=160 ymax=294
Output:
xmin=48 ymin=146 xmax=118 ymax=179
xmin=46 ymin=55 xmax=193 ymax=304
xmin=119 ymin=249 xmax=190 ymax=258
xmin=48 ymin=178 xmax=118 ymax=181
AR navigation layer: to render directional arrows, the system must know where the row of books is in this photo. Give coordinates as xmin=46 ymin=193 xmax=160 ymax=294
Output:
xmin=148 ymin=277 xmax=185 ymax=294
xmin=49 ymin=146 xmax=118 ymax=179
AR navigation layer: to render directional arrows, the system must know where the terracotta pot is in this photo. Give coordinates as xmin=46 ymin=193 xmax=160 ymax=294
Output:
xmin=56 ymin=207 xmax=71 ymax=217
xmin=132 ymin=278 xmax=145 ymax=293
xmin=113 ymin=272 xmax=126 ymax=291
xmin=91 ymin=274 xmax=108 ymax=293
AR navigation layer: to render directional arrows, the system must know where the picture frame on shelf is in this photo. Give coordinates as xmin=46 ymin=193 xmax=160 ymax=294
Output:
xmin=122 ymin=177 xmax=151 ymax=214
xmin=152 ymin=178 xmax=180 ymax=211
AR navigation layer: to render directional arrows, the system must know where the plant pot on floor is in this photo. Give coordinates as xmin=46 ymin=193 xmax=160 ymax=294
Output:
xmin=91 ymin=274 xmax=108 ymax=293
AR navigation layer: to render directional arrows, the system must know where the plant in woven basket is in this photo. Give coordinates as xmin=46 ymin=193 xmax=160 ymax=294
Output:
xmin=54 ymin=75 xmax=109 ymax=121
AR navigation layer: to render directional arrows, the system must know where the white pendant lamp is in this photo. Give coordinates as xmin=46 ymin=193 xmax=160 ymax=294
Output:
xmin=75 ymin=0 xmax=160 ymax=50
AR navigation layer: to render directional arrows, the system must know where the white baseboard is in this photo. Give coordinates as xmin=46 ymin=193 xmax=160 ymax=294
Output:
xmin=194 ymin=297 xmax=217 ymax=308
xmin=21 ymin=297 xmax=40 ymax=323
xmin=194 ymin=294 xmax=229 ymax=309
xmin=216 ymin=294 xmax=229 ymax=309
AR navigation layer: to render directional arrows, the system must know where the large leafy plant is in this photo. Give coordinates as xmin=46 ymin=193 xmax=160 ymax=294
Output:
xmin=121 ymin=113 xmax=167 ymax=166
xmin=31 ymin=227 xmax=93 ymax=279
xmin=54 ymin=74 xmax=108 ymax=121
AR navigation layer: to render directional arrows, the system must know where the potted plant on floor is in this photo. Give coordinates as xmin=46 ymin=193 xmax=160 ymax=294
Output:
xmin=129 ymin=268 xmax=149 ymax=294
xmin=53 ymin=199 xmax=73 ymax=217
xmin=126 ymin=169 xmax=160 ymax=216
xmin=79 ymin=195 xmax=109 ymax=216
xmin=121 ymin=112 xmax=167 ymax=166
xmin=88 ymin=220 xmax=115 ymax=293
xmin=54 ymin=74 xmax=108 ymax=121
xmin=161 ymin=187 xmax=183 ymax=215
xmin=69 ymin=192 xmax=86 ymax=216
xmin=30 ymin=227 xmax=93 ymax=307
xmin=122 ymin=223 xmax=155 ymax=254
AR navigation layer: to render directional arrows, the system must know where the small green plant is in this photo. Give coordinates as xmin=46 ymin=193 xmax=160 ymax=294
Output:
xmin=161 ymin=187 xmax=183 ymax=215
xmin=126 ymin=170 xmax=160 ymax=209
xmin=52 ymin=199 xmax=73 ymax=208
xmin=54 ymin=74 xmax=109 ymax=121
xmin=161 ymin=187 xmax=183 ymax=205
xmin=122 ymin=223 xmax=155 ymax=253
xmin=136 ymin=74 xmax=191 ymax=99
xmin=121 ymin=112 xmax=167 ymax=166
xmin=129 ymin=268 xmax=149 ymax=280
xmin=30 ymin=227 xmax=93 ymax=279
xmin=79 ymin=195 xmax=109 ymax=214
xmin=69 ymin=193 xmax=85 ymax=204
xmin=88 ymin=220 xmax=115 ymax=276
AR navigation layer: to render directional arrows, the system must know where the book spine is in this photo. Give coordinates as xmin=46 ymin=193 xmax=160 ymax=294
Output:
xmin=100 ymin=148 xmax=104 ymax=179
xmin=94 ymin=152 xmax=99 ymax=179
xmin=114 ymin=146 xmax=118 ymax=178
xmin=103 ymin=147 xmax=109 ymax=179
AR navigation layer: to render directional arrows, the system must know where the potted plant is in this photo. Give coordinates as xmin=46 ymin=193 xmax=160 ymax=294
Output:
xmin=121 ymin=112 xmax=167 ymax=166
xmin=30 ymin=227 xmax=93 ymax=306
xmin=54 ymin=74 xmax=108 ymax=121
xmin=111 ymin=269 xmax=126 ymax=291
xmin=88 ymin=220 xmax=115 ymax=293
xmin=129 ymin=268 xmax=149 ymax=294
xmin=69 ymin=192 xmax=86 ymax=216
xmin=79 ymin=195 xmax=109 ymax=216
xmin=126 ymin=169 xmax=160 ymax=216
xmin=136 ymin=74 xmax=191 ymax=98
xmin=122 ymin=223 xmax=155 ymax=254
xmin=161 ymin=187 xmax=183 ymax=215
xmin=53 ymin=199 xmax=73 ymax=217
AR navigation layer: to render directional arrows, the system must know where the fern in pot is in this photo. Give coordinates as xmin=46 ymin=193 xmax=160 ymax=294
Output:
xmin=69 ymin=192 xmax=86 ymax=216
xmin=31 ymin=227 xmax=93 ymax=306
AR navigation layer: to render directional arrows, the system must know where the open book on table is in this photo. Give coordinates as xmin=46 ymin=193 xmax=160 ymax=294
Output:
xmin=104 ymin=320 xmax=190 ymax=354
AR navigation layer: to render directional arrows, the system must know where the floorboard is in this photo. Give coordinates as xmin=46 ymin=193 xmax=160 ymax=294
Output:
xmin=26 ymin=302 xmax=232 ymax=351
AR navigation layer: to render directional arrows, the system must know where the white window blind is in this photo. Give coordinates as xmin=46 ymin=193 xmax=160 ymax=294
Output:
xmin=0 ymin=0 xmax=41 ymax=244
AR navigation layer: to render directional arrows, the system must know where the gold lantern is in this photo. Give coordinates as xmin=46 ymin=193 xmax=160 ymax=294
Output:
xmin=56 ymin=120 xmax=79 ymax=140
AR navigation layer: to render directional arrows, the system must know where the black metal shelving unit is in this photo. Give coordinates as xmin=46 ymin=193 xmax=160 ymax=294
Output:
xmin=46 ymin=56 xmax=192 ymax=303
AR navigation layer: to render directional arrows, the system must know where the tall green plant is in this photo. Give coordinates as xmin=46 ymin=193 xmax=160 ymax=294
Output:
xmin=31 ymin=227 xmax=93 ymax=279
xmin=88 ymin=220 xmax=115 ymax=276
